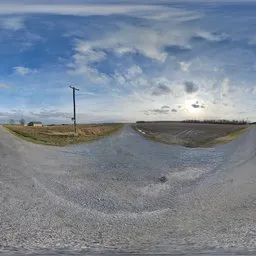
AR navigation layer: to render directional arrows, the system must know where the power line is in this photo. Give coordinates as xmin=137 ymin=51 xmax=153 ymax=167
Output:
xmin=69 ymin=86 xmax=79 ymax=134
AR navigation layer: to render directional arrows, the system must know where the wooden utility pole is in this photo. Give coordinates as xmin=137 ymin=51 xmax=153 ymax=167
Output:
xmin=69 ymin=86 xmax=79 ymax=134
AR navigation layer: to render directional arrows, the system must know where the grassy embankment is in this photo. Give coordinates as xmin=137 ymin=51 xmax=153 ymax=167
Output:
xmin=4 ymin=123 xmax=124 ymax=146
xmin=207 ymin=128 xmax=247 ymax=146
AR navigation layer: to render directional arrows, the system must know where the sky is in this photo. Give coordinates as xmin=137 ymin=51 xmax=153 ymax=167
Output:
xmin=0 ymin=0 xmax=256 ymax=124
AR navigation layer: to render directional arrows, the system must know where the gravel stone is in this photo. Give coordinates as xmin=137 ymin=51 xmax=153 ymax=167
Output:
xmin=0 ymin=125 xmax=256 ymax=254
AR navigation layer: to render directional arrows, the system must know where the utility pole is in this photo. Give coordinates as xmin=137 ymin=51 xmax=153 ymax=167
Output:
xmin=69 ymin=86 xmax=79 ymax=134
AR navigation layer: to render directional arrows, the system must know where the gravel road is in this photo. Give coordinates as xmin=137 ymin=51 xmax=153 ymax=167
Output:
xmin=1 ymin=125 xmax=256 ymax=255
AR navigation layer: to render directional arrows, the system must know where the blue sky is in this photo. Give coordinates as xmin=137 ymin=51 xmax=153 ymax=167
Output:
xmin=0 ymin=0 xmax=256 ymax=123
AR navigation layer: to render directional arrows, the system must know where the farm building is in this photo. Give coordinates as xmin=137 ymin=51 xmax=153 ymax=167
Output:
xmin=27 ymin=121 xmax=43 ymax=127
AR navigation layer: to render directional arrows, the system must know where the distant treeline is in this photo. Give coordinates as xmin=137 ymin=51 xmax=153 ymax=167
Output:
xmin=136 ymin=120 xmax=249 ymax=125
xmin=136 ymin=121 xmax=177 ymax=124
xmin=182 ymin=119 xmax=249 ymax=125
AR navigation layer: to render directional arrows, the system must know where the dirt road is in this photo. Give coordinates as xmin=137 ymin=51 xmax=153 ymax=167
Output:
xmin=0 ymin=125 xmax=256 ymax=254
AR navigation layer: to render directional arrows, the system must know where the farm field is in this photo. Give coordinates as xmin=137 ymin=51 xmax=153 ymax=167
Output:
xmin=4 ymin=123 xmax=123 ymax=146
xmin=133 ymin=122 xmax=248 ymax=147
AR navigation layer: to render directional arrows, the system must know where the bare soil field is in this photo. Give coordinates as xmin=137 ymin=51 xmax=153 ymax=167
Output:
xmin=4 ymin=123 xmax=123 ymax=146
xmin=133 ymin=122 xmax=248 ymax=147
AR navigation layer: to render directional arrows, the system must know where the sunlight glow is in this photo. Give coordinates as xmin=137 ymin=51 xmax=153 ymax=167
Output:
xmin=185 ymin=99 xmax=203 ymax=116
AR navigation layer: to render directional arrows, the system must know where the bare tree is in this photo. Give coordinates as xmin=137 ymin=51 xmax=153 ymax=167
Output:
xmin=9 ymin=119 xmax=15 ymax=125
xmin=19 ymin=118 xmax=25 ymax=126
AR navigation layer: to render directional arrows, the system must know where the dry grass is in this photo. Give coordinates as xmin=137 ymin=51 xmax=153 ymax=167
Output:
xmin=4 ymin=123 xmax=124 ymax=146
xmin=211 ymin=128 xmax=247 ymax=145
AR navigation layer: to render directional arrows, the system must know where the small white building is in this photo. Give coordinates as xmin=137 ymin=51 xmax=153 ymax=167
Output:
xmin=27 ymin=121 xmax=43 ymax=127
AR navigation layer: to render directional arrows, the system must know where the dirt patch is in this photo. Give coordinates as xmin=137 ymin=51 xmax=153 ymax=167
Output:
xmin=133 ymin=122 xmax=248 ymax=147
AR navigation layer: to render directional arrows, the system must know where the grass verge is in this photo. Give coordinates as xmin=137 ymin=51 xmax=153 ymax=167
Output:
xmin=204 ymin=128 xmax=247 ymax=146
xmin=4 ymin=124 xmax=124 ymax=146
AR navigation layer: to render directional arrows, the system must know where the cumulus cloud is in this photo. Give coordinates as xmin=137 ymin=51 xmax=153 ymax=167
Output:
xmin=161 ymin=105 xmax=170 ymax=109
xmin=65 ymin=6 xmax=204 ymax=85
xmin=68 ymin=42 xmax=109 ymax=83
xmin=13 ymin=66 xmax=38 ymax=76
xmin=114 ymin=65 xmax=145 ymax=87
xmin=68 ymin=15 xmax=198 ymax=68
xmin=171 ymin=108 xmax=178 ymax=112
xmin=125 ymin=65 xmax=142 ymax=79
xmin=74 ymin=27 xmax=168 ymax=63
xmin=184 ymin=81 xmax=198 ymax=94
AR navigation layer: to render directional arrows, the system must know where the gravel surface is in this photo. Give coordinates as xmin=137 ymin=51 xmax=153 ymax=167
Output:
xmin=0 ymin=125 xmax=256 ymax=255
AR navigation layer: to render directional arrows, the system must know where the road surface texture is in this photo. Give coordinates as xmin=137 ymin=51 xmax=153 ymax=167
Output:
xmin=0 ymin=125 xmax=256 ymax=255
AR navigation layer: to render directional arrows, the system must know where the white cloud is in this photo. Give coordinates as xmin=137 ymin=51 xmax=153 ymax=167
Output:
xmin=114 ymin=72 xmax=126 ymax=85
xmin=68 ymin=42 xmax=109 ymax=83
xmin=90 ymin=26 xmax=169 ymax=62
xmin=125 ymin=65 xmax=142 ymax=79
xmin=66 ymin=6 xmax=203 ymax=84
xmin=113 ymin=65 xmax=148 ymax=88
xmin=0 ymin=4 xmax=164 ymax=16
xmin=13 ymin=66 xmax=38 ymax=76
xmin=69 ymin=21 xmax=195 ymax=70
xmin=0 ymin=17 xmax=24 ymax=30
xmin=70 ymin=40 xmax=147 ymax=84
xmin=179 ymin=61 xmax=191 ymax=72
xmin=196 ymin=31 xmax=229 ymax=42
xmin=131 ymin=77 xmax=148 ymax=87
xmin=0 ymin=4 xmax=202 ymax=24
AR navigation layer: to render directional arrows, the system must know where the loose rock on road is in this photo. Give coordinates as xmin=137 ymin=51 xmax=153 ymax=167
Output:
xmin=0 ymin=125 xmax=256 ymax=254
